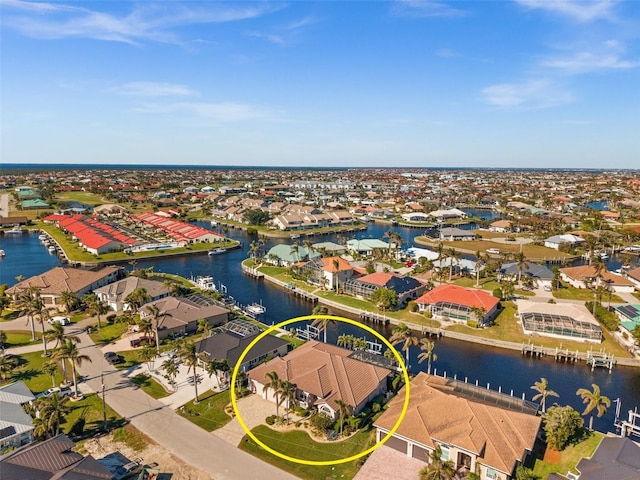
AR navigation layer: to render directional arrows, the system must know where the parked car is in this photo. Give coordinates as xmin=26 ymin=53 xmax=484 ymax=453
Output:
xmin=130 ymin=336 xmax=155 ymax=348
xmin=543 ymin=285 xmax=552 ymax=292
xmin=486 ymin=248 xmax=501 ymax=255
xmin=104 ymin=351 xmax=122 ymax=365
xmin=36 ymin=387 xmax=72 ymax=399
xmin=48 ymin=316 xmax=71 ymax=326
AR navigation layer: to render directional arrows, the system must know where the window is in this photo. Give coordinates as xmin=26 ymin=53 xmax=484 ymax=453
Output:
xmin=485 ymin=467 xmax=498 ymax=480
xmin=439 ymin=445 xmax=450 ymax=461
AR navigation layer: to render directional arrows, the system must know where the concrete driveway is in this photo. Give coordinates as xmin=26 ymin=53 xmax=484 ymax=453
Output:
xmin=213 ymin=394 xmax=278 ymax=447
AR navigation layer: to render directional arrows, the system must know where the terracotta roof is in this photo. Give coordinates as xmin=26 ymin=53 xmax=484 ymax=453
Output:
xmin=6 ymin=266 xmax=120 ymax=296
xmin=375 ymin=373 xmax=541 ymax=474
xmin=248 ymin=341 xmax=390 ymax=412
xmin=320 ymin=257 xmax=353 ymax=272
xmin=560 ymin=265 xmax=635 ymax=286
xmin=416 ymin=284 xmax=499 ymax=311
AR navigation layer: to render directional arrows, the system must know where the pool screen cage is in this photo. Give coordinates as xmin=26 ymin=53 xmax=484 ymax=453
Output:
xmin=520 ymin=312 xmax=602 ymax=341
xmin=431 ymin=302 xmax=473 ymax=322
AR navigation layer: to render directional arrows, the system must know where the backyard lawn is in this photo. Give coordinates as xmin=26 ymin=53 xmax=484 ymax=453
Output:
xmin=530 ymin=431 xmax=603 ymax=479
xmin=177 ymin=390 xmax=233 ymax=431
xmin=131 ymin=374 xmax=169 ymax=399
xmin=239 ymin=425 xmax=375 ymax=480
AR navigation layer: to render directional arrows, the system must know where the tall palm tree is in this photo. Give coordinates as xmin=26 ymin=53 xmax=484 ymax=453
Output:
xmin=124 ymin=287 xmax=151 ymax=313
xmin=33 ymin=295 xmax=50 ymax=356
xmin=177 ymin=338 xmax=205 ymax=403
xmin=45 ymin=322 xmax=79 ymax=350
xmin=59 ymin=290 xmax=78 ymax=314
xmin=390 ymin=323 xmax=418 ymax=365
xmin=417 ymin=338 xmax=437 ymax=375
xmin=83 ymin=293 xmax=109 ymax=330
xmin=447 ymin=248 xmax=459 ymax=282
xmin=64 ymin=339 xmax=92 ymax=398
xmin=530 ymin=377 xmax=559 ymax=413
xmin=514 ymin=251 xmax=530 ymax=284
xmin=337 ymin=334 xmax=354 ymax=350
xmin=279 ymin=380 xmax=296 ymax=423
xmin=17 ymin=287 xmax=40 ymax=341
xmin=35 ymin=393 xmax=72 ymax=438
xmin=332 ymin=258 xmax=340 ymax=293
xmin=143 ymin=304 xmax=170 ymax=354
xmin=162 ymin=358 xmax=179 ymax=390
xmin=140 ymin=345 xmax=157 ymax=372
xmin=419 ymin=445 xmax=456 ymax=480
xmin=576 ymin=383 xmax=611 ymax=429
xmin=0 ymin=354 xmax=17 ymax=381
xmin=290 ymin=241 xmax=301 ymax=263
xmin=474 ymin=250 xmax=485 ymax=287
xmin=263 ymin=370 xmax=283 ymax=417
xmin=42 ymin=361 xmax=59 ymax=388
xmin=335 ymin=398 xmax=351 ymax=436
xmin=583 ymin=233 xmax=598 ymax=265
xmin=311 ymin=317 xmax=337 ymax=343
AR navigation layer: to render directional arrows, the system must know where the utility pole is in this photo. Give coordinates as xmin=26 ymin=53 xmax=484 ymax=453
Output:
xmin=101 ymin=371 xmax=107 ymax=432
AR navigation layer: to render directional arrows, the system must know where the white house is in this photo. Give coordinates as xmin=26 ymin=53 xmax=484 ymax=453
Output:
xmin=544 ymin=234 xmax=584 ymax=250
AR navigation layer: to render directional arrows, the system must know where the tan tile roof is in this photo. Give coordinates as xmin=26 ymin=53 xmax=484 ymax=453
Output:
xmin=249 ymin=341 xmax=390 ymax=411
xmin=6 ymin=266 xmax=120 ymax=296
xmin=375 ymin=373 xmax=541 ymax=474
xmin=560 ymin=265 xmax=635 ymax=286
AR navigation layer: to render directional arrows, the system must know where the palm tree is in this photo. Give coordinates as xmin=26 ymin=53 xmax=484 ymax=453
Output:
xmin=17 ymin=287 xmax=40 ymax=341
xmin=576 ymin=383 xmax=611 ymax=429
xmin=469 ymin=306 xmax=487 ymax=326
xmin=64 ymin=339 xmax=92 ymax=398
xmin=83 ymin=293 xmax=109 ymax=330
xmin=42 ymin=361 xmax=59 ymax=388
xmin=140 ymin=345 xmax=157 ymax=372
xmin=32 ymin=294 xmax=50 ymax=356
xmin=417 ymin=338 xmax=437 ymax=375
xmin=332 ymin=258 xmax=340 ymax=293
xmin=311 ymin=317 xmax=337 ymax=343
xmin=35 ymin=393 xmax=71 ymax=437
xmin=290 ymin=241 xmax=301 ymax=263
xmin=447 ymin=248 xmax=459 ymax=282
xmin=279 ymin=380 xmax=296 ymax=423
xmin=197 ymin=318 xmax=213 ymax=338
xmin=583 ymin=233 xmax=598 ymax=265
xmin=162 ymin=358 xmax=179 ymax=390
xmin=177 ymin=338 xmax=205 ymax=403
xmin=419 ymin=445 xmax=456 ymax=480
xmin=435 ymin=242 xmax=445 ymax=285
xmin=136 ymin=317 xmax=153 ymax=342
xmin=0 ymin=354 xmax=17 ymax=381
xmin=143 ymin=304 xmax=170 ymax=354
xmin=59 ymin=290 xmax=78 ymax=314
xmin=263 ymin=370 xmax=283 ymax=417
xmin=390 ymin=323 xmax=418 ymax=365
xmin=337 ymin=334 xmax=354 ymax=350
xmin=335 ymin=398 xmax=351 ymax=436
xmin=530 ymin=377 xmax=559 ymax=413
xmin=474 ymin=250 xmax=485 ymax=287
xmin=514 ymin=251 xmax=529 ymax=284
xmin=352 ymin=337 xmax=368 ymax=351
xmin=124 ymin=287 xmax=151 ymax=313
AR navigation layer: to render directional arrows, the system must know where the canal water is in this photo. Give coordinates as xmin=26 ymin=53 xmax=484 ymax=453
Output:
xmin=1 ymin=227 xmax=638 ymax=433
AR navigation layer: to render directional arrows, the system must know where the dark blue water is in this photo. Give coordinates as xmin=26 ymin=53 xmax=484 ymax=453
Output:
xmin=2 ymin=226 xmax=639 ymax=433
xmin=585 ymin=201 xmax=609 ymax=211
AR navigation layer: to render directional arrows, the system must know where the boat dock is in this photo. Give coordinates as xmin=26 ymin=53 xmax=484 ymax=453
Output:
xmin=284 ymin=283 xmax=318 ymax=303
xmin=522 ymin=342 xmax=615 ymax=372
xmin=359 ymin=310 xmax=390 ymax=325
xmin=242 ymin=265 xmax=264 ymax=279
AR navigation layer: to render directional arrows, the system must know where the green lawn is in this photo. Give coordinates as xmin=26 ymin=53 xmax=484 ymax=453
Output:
xmin=55 ymin=191 xmax=105 ymax=205
xmin=62 ymin=392 xmax=123 ymax=437
xmin=7 ymin=350 xmax=66 ymax=394
xmin=88 ymin=323 xmax=128 ymax=345
xmin=177 ymin=390 xmax=233 ymax=431
xmin=553 ymin=285 xmax=623 ymax=303
xmin=531 ymin=431 xmax=603 ymax=478
xmin=112 ymin=424 xmax=151 ymax=452
xmin=2 ymin=330 xmax=41 ymax=347
xmin=115 ymin=350 xmax=144 ymax=370
xmin=239 ymin=425 xmax=374 ymax=480
xmin=0 ymin=309 xmax=23 ymax=321
xmin=131 ymin=373 xmax=169 ymax=399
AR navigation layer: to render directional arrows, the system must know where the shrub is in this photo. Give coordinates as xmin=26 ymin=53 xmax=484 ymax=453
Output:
xmin=493 ymin=288 xmax=503 ymax=299
xmin=294 ymin=406 xmax=309 ymax=417
xmin=295 ymin=421 xmax=301 ymax=428
xmin=467 ymin=320 xmax=478 ymax=328
xmin=246 ymin=227 xmax=258 ymax=236
xmin=408 ymin=301 xmax=418 ymax=312
xmin=265 ymin=415 xmax=276 ymax=425
xmin=309 ymin=412 xmax=334 ymax=434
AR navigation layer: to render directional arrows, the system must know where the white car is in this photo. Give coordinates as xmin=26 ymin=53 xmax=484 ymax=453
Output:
xmin=35 ymin=387 xmax=72 ymax=399
xmin=48 ymin=316 xmax=71 ymax=326
xmin=486 ymin=248 xmax=501 ymax=255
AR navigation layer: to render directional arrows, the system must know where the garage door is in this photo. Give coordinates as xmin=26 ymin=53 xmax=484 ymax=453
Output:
xmin=384 ymin=435 xmax=407 ymax=454
xmin=411 ymin=445 xmax=430 ymax=463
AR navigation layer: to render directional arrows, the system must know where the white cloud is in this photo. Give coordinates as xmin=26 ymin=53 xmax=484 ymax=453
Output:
xmin=247 ymin=31 xmax=286 ymax=46
xmin=481 ymin=79 xmax=573 ymax=108
xmin=543 ymin=51 xmax=639 ymax=73
xmin=111 ymin=82 xmax=197 ymax=97
xmin=133 ymin=102 xmax=277 ymax=122
xmin=391 ymin=0 xmax=469 ymax=18
xmin=435 ymin=48 xmax=459 ymax=58
xmin=0 ymin=0 xmax=282 ymax=45
xmin=514 ymin=0 xmax=617 ymax=22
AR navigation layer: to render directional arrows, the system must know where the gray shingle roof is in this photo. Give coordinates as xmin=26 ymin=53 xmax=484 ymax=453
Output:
xmin=195 ymin=331 xmax=288 ymax=368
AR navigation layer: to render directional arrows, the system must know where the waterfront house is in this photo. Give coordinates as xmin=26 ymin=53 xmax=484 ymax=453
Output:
xmin=139 ymin=296 xmax=230 ymax=339
xmin=544 ymin=234 xmax=585 ymax=250
xmin=195 ymin=327 xmax=289 ymax=375
xmin=94 ymin=277 xmax=171 ymax=312
xmin=574 ymin=436 xmax=640 ymax=480
xmin=516 ymin=300 xmax=602 ymax=343
xmin=343 ymin=271 xmax=426 ymax=307
xmin=130 ymin=212 xmax=224 ymax=244
xmin=497 ymin=262 xmax=554 ymax=288
xmin=346 ymin=238 xmax=389 ymax=256
xmin=489 ymin=220 xmax=513 ymax=233
xmin=438 ymin=227 xmax=477 ymax=241
xmin=401 ymin=212 xmax=430 ymax=223
xmin=296 ymin=256 xmax=354 ymax=290
xmin=374 ymin=373 xmax=541 ymax=480
xmin=415 ymin=284 xmax=499 ymax=326
xmin=625 ymin=266 xmax=640 ymax=290
xmin=6 ymin=266 xmax=122 ymax=310
xmin=428 ymin=208 xmax=468 ymax=220
xmin=613 ymin=304 xmax=640 ymax=342
xmin=559 ymin=265 xmax=636 ymax=293
xmin=248 ymin=341 xmax=390 ymax=420
xmin=264 ymin=244 xmax=321 ymax=267
xmin=0 ymin=381 xmax=35 ymax=451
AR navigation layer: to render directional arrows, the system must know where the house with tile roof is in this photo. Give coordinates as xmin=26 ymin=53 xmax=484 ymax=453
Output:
xmin=544 ymin=234 xmax=585 ymax=250
xmin=0 ymin=381 xmax=35 ymax=451
xmin=573 ymin=436 xmax=640 ymax=480
xmin=374 ymin=373 xmax=541 ymax=480
xmin=296 ymin=256 xmax=354 ymax=290
xmin=343 ymin=272 xmax=427 ymax=307
xmin=0 ymin=434 xmax=113 ymax=480
xmin=497 ymin=262 xmax=554 ymax=288
xmin=415 ymin=284 xmax=500 ymax=326
xmin=248 ymin=341 xmax=390 ymax=420
xmin=264 ymin=244 xmax=321 ymax=267
xmin=94 ymin=277 xmax=171 ymax=311
xmin=5 ymin=266 xmax=122 ymax=309
xmin=516 ymin=300 xmax=602 ymax=343
xmin=559 ymin=265 xmax=636 ymax=293
xmin=139 ymin=296 xmax=230 ymax=340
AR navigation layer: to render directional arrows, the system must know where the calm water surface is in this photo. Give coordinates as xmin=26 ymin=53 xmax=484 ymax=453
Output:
xmin=1 ymin=226 xmax=638 ymax=433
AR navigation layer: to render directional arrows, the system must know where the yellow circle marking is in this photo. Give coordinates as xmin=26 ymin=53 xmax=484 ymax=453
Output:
xmin=231 ymin=314 xmax=410 ymax=466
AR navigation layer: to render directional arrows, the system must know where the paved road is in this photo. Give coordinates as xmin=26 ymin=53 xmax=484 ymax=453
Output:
xmin=73 ymin=332 xmax=298 ymax=480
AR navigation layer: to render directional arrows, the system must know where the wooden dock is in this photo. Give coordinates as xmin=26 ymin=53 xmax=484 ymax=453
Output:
xmin=284 ymin=284 xmax=318 ymax=303
xmin=242 ymin=265 xmax=264 ymax=279
xmin=521 ymin=342 xmax=615 ymax=372
xmin=359 ymin=310 xmax=390 ymax=325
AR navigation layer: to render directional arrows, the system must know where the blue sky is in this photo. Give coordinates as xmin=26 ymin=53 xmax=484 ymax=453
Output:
xmin=1 ymin=0 xmax=639 ymax=168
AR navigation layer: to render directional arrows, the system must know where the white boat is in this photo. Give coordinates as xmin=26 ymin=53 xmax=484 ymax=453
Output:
xmin=245 ymin=303 xmax=266 ymax=319
xmin=195 ymin=275 xmax=216 ymax=291
xmin=0 ymin=250 xmax=5 ymax=257
xmin=290 ymin=234 xmax=301 ymax=239
xmin=48 ymin=246 xmax=57 ymax=253
xmin=5 ymin=226 xmax=23 ymax=234
xmin=208 ymin=247 xmax=226 ymax=255
xmin=38 ymin=234 xmax=47 ymax=241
